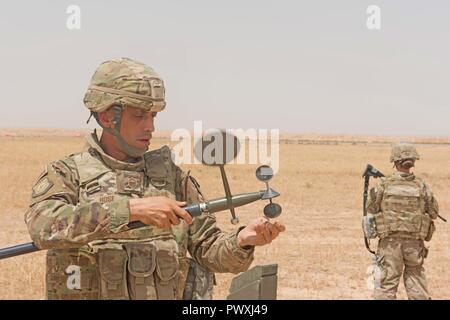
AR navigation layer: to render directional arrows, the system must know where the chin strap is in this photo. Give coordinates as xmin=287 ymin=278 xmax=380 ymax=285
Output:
xmin=93 ymin=105 xmax=147 ymax=158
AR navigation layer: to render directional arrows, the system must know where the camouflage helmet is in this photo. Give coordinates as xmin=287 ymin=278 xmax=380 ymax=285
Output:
xmin=390 ymin=142 xmax=420 ymax=163
xmin=83 ymin=57 xmax=166 ymax=113
xmin=83 ymin=58 xmax=165 ymax=158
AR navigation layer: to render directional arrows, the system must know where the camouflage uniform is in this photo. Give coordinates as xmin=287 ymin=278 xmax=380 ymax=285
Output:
xmin=366 ymin=144 xmax=439 ymax=300
xmin=24 ymin=58 xmax=254 ymax=300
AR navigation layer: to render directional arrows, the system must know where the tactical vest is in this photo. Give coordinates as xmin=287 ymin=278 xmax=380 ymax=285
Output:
xmin=374 ymin=175 xmax=432 ymax=240
xmin=45 ymin=146 xmax=191 ymax=300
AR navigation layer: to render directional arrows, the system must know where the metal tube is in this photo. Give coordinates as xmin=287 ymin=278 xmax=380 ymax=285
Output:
xmin=0 ymin=242 xmax=39 ymax=260
xmin=0 ymin=191 xmax=265 ymax=260
xmin=206 ymin=192 xmax=264 ymax=213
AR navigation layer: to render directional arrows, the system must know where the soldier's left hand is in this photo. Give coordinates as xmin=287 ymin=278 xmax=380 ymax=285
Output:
xmin=237 ymin=217 xmax=285 ymax=248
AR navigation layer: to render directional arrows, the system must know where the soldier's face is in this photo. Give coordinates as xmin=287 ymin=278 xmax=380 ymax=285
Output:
xmin=120 ymin=106 xmax=156 ymax=150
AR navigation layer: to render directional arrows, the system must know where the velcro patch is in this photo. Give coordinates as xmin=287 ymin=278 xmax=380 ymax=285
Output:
xmin=385 ymin=185 xmax=420 ymax=197
xmin=32 ymin=177 xmax=54 ymax=198
xmin=116 ymin=170 xmax=144 ymax=195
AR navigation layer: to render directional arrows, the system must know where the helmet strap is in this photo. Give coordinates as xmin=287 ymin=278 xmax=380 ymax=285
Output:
xmin=86 ymin=112 xmax=94 ymax=124
xmin=93 ymin=105 xmax=147 ymax=158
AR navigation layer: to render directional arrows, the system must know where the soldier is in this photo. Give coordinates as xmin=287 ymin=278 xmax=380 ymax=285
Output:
xmin=24 ymin=57 xmax=285 ymax=300
xmin=366 ymin=142 xmax=439 ymax=300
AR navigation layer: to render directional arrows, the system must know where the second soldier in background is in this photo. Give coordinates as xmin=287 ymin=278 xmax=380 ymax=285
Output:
xmin=365 ymin=143 xmax=439 ymax=300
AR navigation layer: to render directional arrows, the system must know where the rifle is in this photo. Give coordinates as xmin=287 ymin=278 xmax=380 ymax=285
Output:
xmin=362 ymin=164 xmax=384 ymax=255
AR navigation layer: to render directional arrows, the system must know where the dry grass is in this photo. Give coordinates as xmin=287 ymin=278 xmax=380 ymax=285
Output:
xmin=0 ymin=133 xmax=449 ymax=300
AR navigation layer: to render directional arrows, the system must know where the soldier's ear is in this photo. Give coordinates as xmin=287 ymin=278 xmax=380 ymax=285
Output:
xmin=97 ymin=110 xmax=114 ymax=128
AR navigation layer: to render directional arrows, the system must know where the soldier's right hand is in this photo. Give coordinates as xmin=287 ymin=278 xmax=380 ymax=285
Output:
xmin=128 ymin=196 xmax=193 ymax=228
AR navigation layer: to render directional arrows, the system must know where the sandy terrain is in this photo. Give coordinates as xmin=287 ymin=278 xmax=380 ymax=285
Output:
xmin=0 ymin=130 xmax=448 ymax=299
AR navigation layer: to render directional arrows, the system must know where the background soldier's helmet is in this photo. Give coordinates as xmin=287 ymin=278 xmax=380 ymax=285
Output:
xmin=390 ymin=142 xmax=420 ymax=163
xmin=83 ymin=57 xmax=166 ymax=113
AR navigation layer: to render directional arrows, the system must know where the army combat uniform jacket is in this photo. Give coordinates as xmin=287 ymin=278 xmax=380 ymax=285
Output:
xmin=24 ymin=133 xmax=254 ymax=300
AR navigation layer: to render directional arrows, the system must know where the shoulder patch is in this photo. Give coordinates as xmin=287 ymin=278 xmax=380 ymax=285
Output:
xmin=32 ymin=177 xmax=54 ymax=198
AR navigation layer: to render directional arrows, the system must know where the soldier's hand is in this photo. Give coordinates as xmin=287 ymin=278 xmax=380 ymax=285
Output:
xmin=128 ymin=196 xmax=193 ymax=228
xmin=237 ymin=217 xmax=285 ymax=248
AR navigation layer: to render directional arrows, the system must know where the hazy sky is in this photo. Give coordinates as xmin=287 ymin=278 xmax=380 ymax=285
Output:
xmin=0 ymin=0 xmax=449 ymax=136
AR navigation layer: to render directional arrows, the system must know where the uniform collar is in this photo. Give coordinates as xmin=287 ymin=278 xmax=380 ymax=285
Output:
xmin=84 ymin=130 xmax=145 ymax=171
xmin=393 ymin=171 xmax=415 ymax=181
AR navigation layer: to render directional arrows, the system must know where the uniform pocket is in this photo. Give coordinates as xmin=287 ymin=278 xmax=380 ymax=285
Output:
xmin=154 ymin=239 xmax=180 ymax=300
xmin=124 ymin=243 xmax=157 ymax=300
xmin=403 ymin=240 xmax=424 ymax=267
xmin=362 ymin=214 xmax=378 ymax=239
xmin=424 ymin=219 xmax=435 ymax=242
xmin=421 ymin=246 xmax=429 ymax=259
xmin=98 ymin=248 xmax=129 ymax=300
xmin=46 ymin=249 xmax=99 ymax=300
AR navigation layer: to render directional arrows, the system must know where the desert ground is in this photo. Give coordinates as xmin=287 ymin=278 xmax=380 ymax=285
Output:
xmin=0 ymin=130 xmax=449 ymax=299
